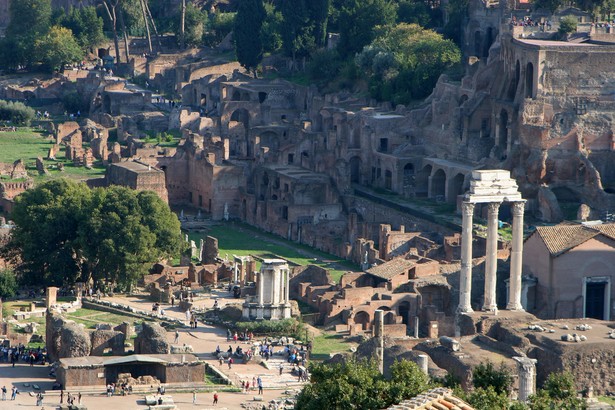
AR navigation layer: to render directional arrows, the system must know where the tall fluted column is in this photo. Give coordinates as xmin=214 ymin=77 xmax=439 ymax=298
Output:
xmin=258 ymin=270 xmax=264 ymax=305
xmin=514 ymin=357 xmax=537 ymax=402
xmin=284 ymin=269 xmax=290 ymax=303
xmin=507 ymin=201 xmax=526 ymax=310
xmin=483 ymin=202 xmax=501 ymax=311
xmin=374 ymin=310 xmax=384 ymax=375
xmin=458 ymin=202 xmax=475 ymax=313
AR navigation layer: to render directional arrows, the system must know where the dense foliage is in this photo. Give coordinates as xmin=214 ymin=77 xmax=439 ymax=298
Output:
xmin=0 ymin=100 xmax=36 ymax=125
xmin=4 ymin=180 xmax=183 ymax=291
xmin=0 ymin=1 xmax=103 ymax=71
xmin=0 ymin=270 xmax=18 ymax=299
xmin=173 ymin=3 xmax=207 ymax=47
xmin=356 ymin=23 xmax=461 ymax=104
xmin=35 ymin=26 xmax=85 ymax=72
xmin=234 ymin=0 xmax=266 ymax=75
xmin=233 ymin=318 xmax=306 ymax=339
xmin=471 ymin=361 xmax=514 ymax=395
xmin=296 ymin=359 xmax=429 ymax=409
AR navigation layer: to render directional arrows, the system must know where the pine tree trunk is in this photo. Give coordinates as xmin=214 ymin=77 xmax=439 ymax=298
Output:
xmin=180 ymin=0 xmax=186 ymax=49
xmin=144 ymin=0 xmax=163 ymax=52
xmin=118 ymin=4 xmax=130 ymax=63
xmin=140 ymin=0 xmax=153 ymax=53
xmin=102 ymin=1 xmax=121 ymax=64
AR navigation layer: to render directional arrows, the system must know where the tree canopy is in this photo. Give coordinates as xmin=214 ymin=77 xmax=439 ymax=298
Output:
xmin=356 ymin=23 xmax=461 ymax=104
xmin=295 ymin=359 xmax=430 ymax=409
xmin=234 ymin=0 xmax=266 ymax=76
xmin=5 ymin=179 xmax=183 ymax=291
xmin=35 ymin=26 xmax=84 ymax=72
xmin=337 ymin=0 xmax=397 ymax=58
xmin=3 ymin=0 xmax=52 ymax=68
xmin=54 ymin=6 xmax=105 ymax=51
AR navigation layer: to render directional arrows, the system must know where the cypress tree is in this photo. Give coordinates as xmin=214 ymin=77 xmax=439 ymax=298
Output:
xmin=234 ymin=0 xmax=266 ymax=77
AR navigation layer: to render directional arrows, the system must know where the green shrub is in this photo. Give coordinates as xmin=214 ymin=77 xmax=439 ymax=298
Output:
xmin=0 ymin=100 xmax=35 ymax=125
xmin=232 ymin=318 xmax=305 ymax=339
xmin=558 ymin=16 xmax=578 ymax=36
xmin=472 ymin=361 xmax=513 ymax=395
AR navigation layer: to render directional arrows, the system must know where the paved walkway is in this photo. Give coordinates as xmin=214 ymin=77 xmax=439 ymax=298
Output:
xmin=103 ymin=293 xmax=308 ymax=390
xmin=0 ymin=361 xmax=289 ymax=409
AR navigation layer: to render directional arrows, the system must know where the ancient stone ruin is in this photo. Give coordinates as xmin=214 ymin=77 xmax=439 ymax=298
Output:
xmin=134 ymin=322 xmax=170 ymax=354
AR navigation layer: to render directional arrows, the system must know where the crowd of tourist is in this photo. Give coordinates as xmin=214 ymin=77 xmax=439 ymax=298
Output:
xmin=1 ymin=344 xmax=47 ymax=367
xmin=510 ymin=16 xmax=553 ymax=30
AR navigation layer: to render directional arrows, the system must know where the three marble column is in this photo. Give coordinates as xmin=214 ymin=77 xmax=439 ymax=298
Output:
xmin=458 ymin=200 xmax=526 ymax=313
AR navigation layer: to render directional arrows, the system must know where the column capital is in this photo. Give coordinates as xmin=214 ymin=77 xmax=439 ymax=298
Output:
xmin=511 ymin=201 xmax=526 ymax=216
xmin=487 ymin=201 xmax=502 ymax=213
xmin=462 ymin=202 xmax=475 ymax=216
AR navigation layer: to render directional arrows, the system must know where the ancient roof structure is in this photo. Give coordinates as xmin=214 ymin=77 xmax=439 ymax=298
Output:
xmin=59 ymin=354 xmax=200 ymax=368
xmin=528 ymin=223 xmax=615 ymax=256
xmin=385 ymin=387 xmax=475 ymax=410
xmin=366 ymin=258 xmax=416 ymax=280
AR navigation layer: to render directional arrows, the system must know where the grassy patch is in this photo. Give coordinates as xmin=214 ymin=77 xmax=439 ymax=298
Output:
xmin=599 ymin=396 xmax=615 ymax=405
xmin=310 ymin=333 xmax=356 ymax=361
xmin=64 ymin=308 xmax=140 ymax=329
xmin=2 ymin=301 xmax=142 ymax=339
xmin=0 ymin=128 xmax=106 ymax=182
xmin=0 ymin=128 xmax=52 ymax=163
xmin=188 ymin=222 xmax=359 ymax=282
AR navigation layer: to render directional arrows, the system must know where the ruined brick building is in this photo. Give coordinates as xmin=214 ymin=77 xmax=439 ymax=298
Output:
xmin=151 ymin=0 xmax=615 ymax=264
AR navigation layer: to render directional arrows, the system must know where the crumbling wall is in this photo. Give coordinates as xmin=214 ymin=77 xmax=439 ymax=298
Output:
xmin=90 ymin=330 xmax=125 ymax=356
xmin=47 ymin=311 xmax=91 ymax=362
xmin=134 ymin=322 xmax=170 ymax=354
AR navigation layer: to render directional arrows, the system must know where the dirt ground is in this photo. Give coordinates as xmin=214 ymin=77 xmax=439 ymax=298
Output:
xmin=0 ymin=291 xmax=307 ymax=409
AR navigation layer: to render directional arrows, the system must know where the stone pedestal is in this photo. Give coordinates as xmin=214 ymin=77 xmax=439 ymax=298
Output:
xmin=417 ymin=354 xmax=429 ymax=375
xmin=46 ymin=287 xmax=59 ymax=309
xmin=428 ymin=321 xmax=439 ymax=339
xmin=514 ymin=356 xmax=537 ymax=402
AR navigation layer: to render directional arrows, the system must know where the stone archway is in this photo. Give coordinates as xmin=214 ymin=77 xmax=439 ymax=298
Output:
xmin=474 ymin=30 xmax=482 ymax=57
xmin=384 ymin=170 xmax=392 ymax=190
xmin=384 ymin=311 xmax=396 ymax=325
xmin=508 ymin=60 xmax=521 ymax=100
xmin=350 ymin=156 xmax=361 ymax=184
xmin=431 ymin=169 xmax=446 ymax=199
xmin=416 ymin=165 xmax=432 ymax=197
xmin=499 ymin=109 xmax=509 ymax=154
xmin=354 ymin=311 xmax=370 ymax=331
xmin=525 ymin=62 xmax=534 ymax=98
xmin=448 ymin=173 xmax=465 ymax=202
xmin=397 ymin=301 xmax=411 ymax=325
xmin=230 ymin=108 xmax=251 ymax=155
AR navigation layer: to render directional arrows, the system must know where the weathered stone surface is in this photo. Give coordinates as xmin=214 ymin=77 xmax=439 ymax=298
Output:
xmin=537 ymin=186 xmax=564 ymax=222
xmin=90 ymin=329 xmax=125 ymax=356
xmin=35 ymin=157 xmax=48 ymax=175
xmin=134 ymin=322 xmax=170 ymax=354
xmin=577 ymin=204 xmax=592 ymax=221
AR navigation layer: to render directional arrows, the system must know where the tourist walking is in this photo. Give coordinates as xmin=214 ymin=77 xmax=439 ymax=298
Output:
xmin=212 ymin=392 xmax=218 ymax=405
xmin=228 ymin=357 xmax=233 ymax=369
xmin=192 ymin=389 xmax=197 ymax=404
xmin=78 ymin=392 xmax=82 ymax=404
xmin=11 ymin=386 xmax=18 ymax=400
xmin=174 ymin=330 xmax=180 ymax=344
xmin=257 ymin=376 xmax=263 ymax=395
xmin=1 ymin=385 xmax=6 ymax=400
xmin=60 ymin=390 xmax=64 ymax=403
